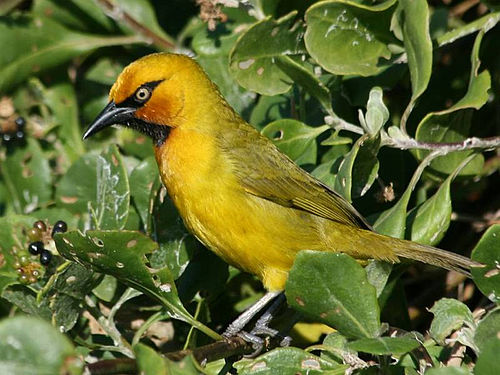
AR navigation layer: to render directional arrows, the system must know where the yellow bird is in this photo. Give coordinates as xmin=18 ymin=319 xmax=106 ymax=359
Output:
xmin=84 ymin=53 xmax=477 ymax=335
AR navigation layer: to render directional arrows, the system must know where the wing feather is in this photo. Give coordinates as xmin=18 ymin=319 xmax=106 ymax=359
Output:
xmin=219 ymin=124 xmax=371 ymax=230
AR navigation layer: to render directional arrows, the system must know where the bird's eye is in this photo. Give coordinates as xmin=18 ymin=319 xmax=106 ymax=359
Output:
xmin=135 ymin=87 xmax=151 ymax=102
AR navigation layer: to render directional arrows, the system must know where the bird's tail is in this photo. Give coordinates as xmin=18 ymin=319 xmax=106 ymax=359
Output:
xmin=389 ymin=236 xmax=481 ymax=277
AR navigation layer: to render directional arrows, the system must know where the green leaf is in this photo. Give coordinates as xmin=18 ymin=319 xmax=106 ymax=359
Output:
xmin=475 ymin=309 xmax=500 ymax=354
xmin=95 ymin=145 xmax=130 ymax=230
xmin=0 ymin=215 xmax=36 ymax=293
xmin=399 ymin=0 xmax=432 ymax=100
xmin=50 ymin=263 xmax=101 ymax=332
xmin=429 ymin=298 xmax=474 ymax=345
xmin=364 ymin=87 xmax=389 ymax=136
xmin=304 ymin=0 xmax=396 ymax=76
xmin=261 ymin=120 xmax=329 ymax=165
xmin=54 ymin=230 xmax=220 ymax=340
xmin=1 ymin=285 xmax=51 ymax=320
xmin=426 ymin=367 xmax=472 ymax=375
xmin=347 ymin=336 xmax=420 ymax=355
xmin=334 ymin=134 xmax=380 ymax=201
xmin=373 ymin=150 xmax=437 ymax=238
xmin=415 ymin=30 xmax=490 ymax=177
xmin=234 ymin=347 xmax=342 ymax=375
xmin=286 ymin=251 xmax=380 ymax=339
xmin=198 ymin=55 xmax=256 ymax=114
xmin=135 ymin=343 xmax=167 ymax=375
xmin=43 ymin=82 xmax=85 ymax=162
xmin=407 ymin=154 xmax=476 ymax=245
xmin=1 ymin=138 xmax=52 ymax=214
xmin=149 ymin=197 xmax=194 ymax=280
xmin=471 ymin=225 xmax=500 ymax=303
xmin=373 ymin=187 xmax=411 ymax=238
xmin=275 ymin=56 xmax=333 ymax=114
xmin=129 ymin=157 xmax=160 ymax=230
xmin=115 ymin=0 xmax=174 ymax=47
xmin=311 ymin=158 xmax=337 ymax=189
xmin=407 ymin=175 xmax=452 ymax=246
xmin=229 ymin=12 xmax=306 ymax=95
xmin=32 ymin=0 xmax=115 ymax=33
xmin=92 ymin=274 xmax=117 ymax=302
xmin=56 ymin=153 xmax=97 ymax=214
xmin=0 ymin=15 xmax=141 ymax=92
xmin=249 ymin=94 xmax=291 ymax=130
xmin=475 ymin=337 xmax=500 ymax=375
xmin=0 ymin=316 xmax=82 ymax=375
xmin=365 ymin=260 xmax=393 ymax=298
xmin=437 ymin=11 xmax=500 ymax=47
xmin=165 ymin=355 xmax=212 ymax=375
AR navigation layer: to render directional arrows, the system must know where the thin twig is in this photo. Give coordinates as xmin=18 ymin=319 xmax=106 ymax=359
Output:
xmin=95 ymin=0 xmax=176 ymax=51
xmin=382 ymin=135 xmax=500 ymax=151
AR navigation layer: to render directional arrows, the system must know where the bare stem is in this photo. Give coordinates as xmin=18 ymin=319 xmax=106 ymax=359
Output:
xmin=382 ymin=135 xmax=500 ymax=151
xmin=96 ymin=0 xmax=176 ymax=51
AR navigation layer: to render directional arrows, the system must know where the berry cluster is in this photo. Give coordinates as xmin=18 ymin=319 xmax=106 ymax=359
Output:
xmin=15 ymin=220 xmax=68 ymax=284
xmin=0 ymin=97 xmax=25 ymax=144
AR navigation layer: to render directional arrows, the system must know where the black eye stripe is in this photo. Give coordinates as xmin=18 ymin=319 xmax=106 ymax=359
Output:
xmin=117 ymin=79 xmax=164 ymax=108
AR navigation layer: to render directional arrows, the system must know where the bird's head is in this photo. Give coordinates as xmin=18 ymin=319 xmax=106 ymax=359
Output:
xmin=83 ymin=53 xmax=219 ymax=145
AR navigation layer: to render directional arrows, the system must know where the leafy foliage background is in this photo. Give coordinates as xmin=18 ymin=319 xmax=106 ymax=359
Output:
xmin=0 ymin=0 xmax=499 ymax=374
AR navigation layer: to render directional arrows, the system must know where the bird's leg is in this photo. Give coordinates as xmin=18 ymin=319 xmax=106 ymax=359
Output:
xmin=249 ymin=292 xmax=286 ymax=337
xmin=223 ymin=291 xmax=280 ymax=338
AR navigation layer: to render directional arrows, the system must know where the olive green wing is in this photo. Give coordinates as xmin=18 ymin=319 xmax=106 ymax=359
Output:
xmin=220 ymin=124 xmax=371 ymax=230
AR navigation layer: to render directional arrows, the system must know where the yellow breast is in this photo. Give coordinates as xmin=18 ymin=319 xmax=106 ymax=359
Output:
xmin=154 ymin=127 xmax=324 ymax=290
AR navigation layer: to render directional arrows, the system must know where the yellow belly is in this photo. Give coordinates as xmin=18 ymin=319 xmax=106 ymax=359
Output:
xmin=155 ymin=128 xmax=325 ymax=290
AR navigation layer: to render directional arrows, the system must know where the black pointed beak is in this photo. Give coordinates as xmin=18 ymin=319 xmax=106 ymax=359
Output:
xmin=83 ymin=101 xmax=136 ymax=140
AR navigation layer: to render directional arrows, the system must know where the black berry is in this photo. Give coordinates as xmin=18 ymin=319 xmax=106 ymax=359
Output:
xmin=28 ymin=241 xmax=44 ymax=255
xmin=40 ymin=250 xmax=52 ymax=266
xmin=3 ymin=133 xmax=11 ymax=142
xmin=15 ymin=117 xmax=25 ymax=129
xmin=33 ymin=220 xmax=47 ymax=232
xmin=51 ymin=220 xmax=67 ymax=237
xmin=16 ymin=131 xmax=24 ymax=139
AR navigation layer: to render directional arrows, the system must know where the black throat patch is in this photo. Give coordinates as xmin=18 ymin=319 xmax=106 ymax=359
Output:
xmin=124 ymin=117 xmax=171 ymax=146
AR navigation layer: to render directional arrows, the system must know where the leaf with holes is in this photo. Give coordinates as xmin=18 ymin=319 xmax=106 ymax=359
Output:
xmin=471 ymin=225 xmax=500 ymax=303
xmin=54 ymin=230 xmax=219 ymax=340
xmin=50 ymin=263 xmax=102 ymax=332
xmin=229 ymin=11 xmax=306 ymax=95
xmin=261 ymin=120 xmax=329 ymax=165
xmin=286 ymin=251 xmax=380 ymax=339
xmin=95 ymin=145 xmax=130 ymax=230
xmin=304 ymin=0 xmax=396 ymax=76
xmin=234 ymin=347 xmax=344 ymax=375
